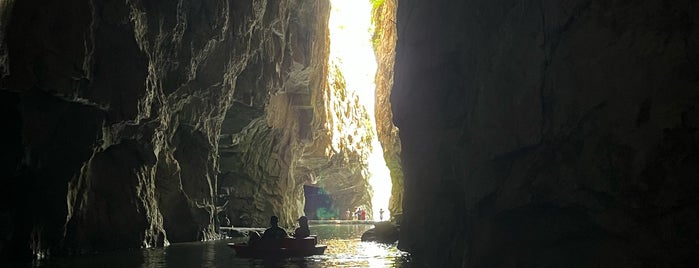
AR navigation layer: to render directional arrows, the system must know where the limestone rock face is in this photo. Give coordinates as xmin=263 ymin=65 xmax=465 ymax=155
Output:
xmin=0 ymin=0 xmax=328 ymax=258
xmin=216 ymin=0 xmax=341 ymax=229
xmin=314 ymin=63 xmax=373 ymax=218
xmin=372 ymin=0 xmax=403 ymax=220
xmin=218 ymin=0 xmax=382 ymax=227
xmin=393 ymin=0 xmax=699 ymax=266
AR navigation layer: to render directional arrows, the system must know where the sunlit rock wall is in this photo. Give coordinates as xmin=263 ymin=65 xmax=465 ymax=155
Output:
xmin=218 ymin=0 xmax=380 ymax=226
xmin=216 ymin=0 xmax=336 ymax=228
xmin=0 ymin=0 xmax=327 ymax=258
xmin=315 ymin=62 xmax=373 ymax=218
xmin=372 ymin=0 xmax=403 ymax=220
xmin=393 ymin=0 xmax=699 ymax=266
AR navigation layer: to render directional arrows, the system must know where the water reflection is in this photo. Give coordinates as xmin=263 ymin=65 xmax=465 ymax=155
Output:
xmin=25 ymin=224 xmax=411 ymax=268
xmin=305 ymin=224 xmax=410 ymax=267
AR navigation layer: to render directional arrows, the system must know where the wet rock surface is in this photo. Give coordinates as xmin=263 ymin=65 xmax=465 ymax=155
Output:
xmin=393 ymin=0 xmax=699 ymax=267
xmin=360 ymin=222 xmax=399 ymax=244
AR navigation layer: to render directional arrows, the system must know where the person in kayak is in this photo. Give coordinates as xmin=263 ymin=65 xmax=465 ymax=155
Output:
xmin=293 ymin=216 xmax=310 ymax=238
xmin=262 ymin=215 xmax=288 ymax=239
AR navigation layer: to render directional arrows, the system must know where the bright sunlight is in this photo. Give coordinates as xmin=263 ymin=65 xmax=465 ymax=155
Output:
xmin=327 ymin=0 xmax=392 ymax=221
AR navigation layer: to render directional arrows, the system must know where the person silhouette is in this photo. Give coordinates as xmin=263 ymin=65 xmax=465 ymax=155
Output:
xmin=262 ymin=215 xmax=288 ymax=240
xmin=379 ymin=208 xmax=385 ymax=221
xmin=293 ymin=216 xmax=311 ymax=238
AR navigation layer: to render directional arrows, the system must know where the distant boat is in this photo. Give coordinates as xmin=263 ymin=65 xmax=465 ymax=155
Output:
xmin=228 ymin=236 xmax=327 ymax=258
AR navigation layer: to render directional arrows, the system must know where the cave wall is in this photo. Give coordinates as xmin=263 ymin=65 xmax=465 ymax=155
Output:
xmin=314 ymin=63 xmax=374 ymax=218
xmin=216 ymin=0 xmax=330 ymax=229
xmin=393 ymin=0 xmax=699 ymax=266
xmin=0 ymin=0 xmax=329 ymax=258
xmin=217 ymin=0 xmax=382 ymax=227
xmin=372 ymin=0 xmax=403 ymax=220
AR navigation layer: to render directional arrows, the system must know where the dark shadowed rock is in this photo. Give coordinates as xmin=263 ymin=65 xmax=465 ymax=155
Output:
xmin=361 ymin=222 xmax=399 ymax=244
xmin=393 ymin=0 xmax=699 ymax=267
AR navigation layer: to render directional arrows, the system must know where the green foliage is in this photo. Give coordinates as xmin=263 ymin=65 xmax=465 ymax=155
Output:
xmin=371 ymin=0 xmax=386 ymax=10
xmin=370 ymin=0 xmax=386 ymax=50
xmin=372 ymin=34 xmax=381 ymax=49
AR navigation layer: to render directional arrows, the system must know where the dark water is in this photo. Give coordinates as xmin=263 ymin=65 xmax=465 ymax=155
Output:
xmin=19 ymin=224 xmax=412 ymax=268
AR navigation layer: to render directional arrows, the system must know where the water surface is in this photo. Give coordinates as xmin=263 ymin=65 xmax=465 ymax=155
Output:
xmin=25 ymin=224 xmax=412 ymax=267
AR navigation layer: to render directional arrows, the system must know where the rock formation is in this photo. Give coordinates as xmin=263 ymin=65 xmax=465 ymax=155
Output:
xmin=360 ymin=221 xmax=399 ymax=244
xmin=216 ymin=0 xmax=377 ymax=228
xmin=0 ymin=0 xmax=357 ymax=258
xmin=215 ymin=0 xmax=332 ymax=229
xmin=7 ymin=0 xmax=692 ymax=265
xmin=393 ymin=0 xmax=699 ymax=266
xmin=372 ymin=0 xmax=403 ymax=220
xmin=1 ymin=0 xmax=387 ymax=259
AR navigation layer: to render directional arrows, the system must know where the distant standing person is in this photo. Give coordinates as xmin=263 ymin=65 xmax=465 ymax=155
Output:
xmin=262 ymin=215 xmax=288 ymax=240
xmin=379 ymin=208 xmax=385 ymax=221
xmin=355 ymin=207 xmax=361 ymax=220
xmin=293 ymin=216 xmax=311 ymax=238
xmin=360 ymin=209 xmax=366 ymax=220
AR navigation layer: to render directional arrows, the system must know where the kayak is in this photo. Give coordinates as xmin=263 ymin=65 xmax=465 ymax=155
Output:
xmin=228 ymin=236 xmax=327 ymax=258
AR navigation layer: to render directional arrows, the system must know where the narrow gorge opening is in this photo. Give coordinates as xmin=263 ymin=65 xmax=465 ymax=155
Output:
xmin=323 ymin=0 xmax=397 ymax=221
xmin=214 ymin=0 xmax=400 ymax=227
